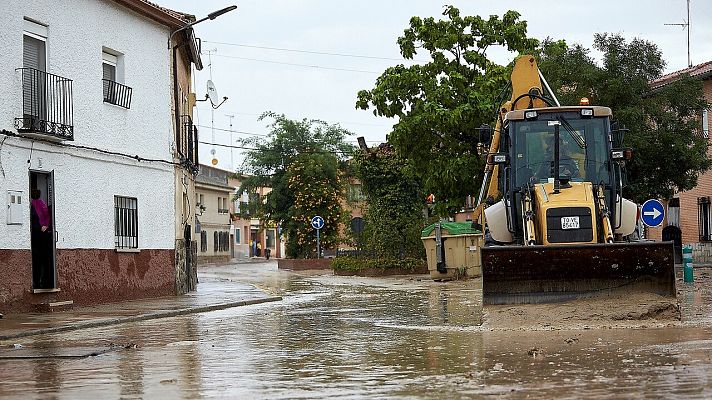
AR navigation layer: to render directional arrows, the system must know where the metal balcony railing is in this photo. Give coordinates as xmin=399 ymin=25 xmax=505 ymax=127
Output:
xmin=103 ymin=79 xmax=133 ymax=109
xmin=179 ymin=115 xmax=199 ymax=168
xmin=15 ymin=68 xmax=74 ymax=140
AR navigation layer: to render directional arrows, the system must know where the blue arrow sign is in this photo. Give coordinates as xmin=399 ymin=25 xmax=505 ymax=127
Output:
xmin=641 ymin=199 xmax=665 ymax=227
xmin=311 ymin=215 xmax=325 ymax=230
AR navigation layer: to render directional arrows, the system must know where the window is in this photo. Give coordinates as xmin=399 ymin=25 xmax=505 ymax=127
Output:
xmin=214 ymin=231 xmax=219 ymax=252
xmin=115 ymin=196 xmax=138 ymax=249
xmin=217 ymin=196 xmax=229 ymax=214
xmin=512 ymin=114 xmax=609 ymax=188
xmin=102 ymin=51 xmax=117 ymax=104
xmin=24 ymin=24 xmax=46 ymax=71
xmin=668 ymin=197 xmax=680 ymax=228
xmin=222 ymin=231 xmax=229 ymax=252
xmin=102 ymin=49 xmax=131 ymax=108
xmin=703 ymin=109 xmax=710 ymax=139
xmin=235 ymin=228 xmax=241 ymax=244
xmin=23 ymin=20 xmax=47 ymax=125
xmin=348 ymin=184 xmax=365 ymax=202
xmin=698 ymin=197 xmax=711 ymax=241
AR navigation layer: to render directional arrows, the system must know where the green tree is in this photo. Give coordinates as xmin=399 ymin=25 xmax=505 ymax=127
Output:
xmin=354 ymin=145 xmax=425 ymax=259
xmin=356 ymin=6 xmax=538 ymax=215
xmin=238 ymin=113 xmax=355 ymax=258
xmin=538 ymin=34 xmax=712 ymax=201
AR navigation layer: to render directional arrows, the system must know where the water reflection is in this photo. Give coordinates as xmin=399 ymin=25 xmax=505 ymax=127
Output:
xmin=1 ymin=269 xmax=712 ymax=398
xmin=117 ymin=325 xmax=143 ymax=399
xmin=24 ymin=338 xmax=62 ymax=398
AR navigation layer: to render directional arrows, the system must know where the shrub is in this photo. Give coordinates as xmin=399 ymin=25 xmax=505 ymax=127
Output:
xmin=331 ymin=256 xmax=425 ymax=272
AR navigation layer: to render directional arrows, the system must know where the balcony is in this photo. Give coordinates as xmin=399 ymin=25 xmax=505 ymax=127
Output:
xmin=15 ymin=68 xmax=74 ymax=141
xmin=178 ymin=115 xmax=199 ymax=169
xmin=103 ymin=79 xmax=133 ymax=109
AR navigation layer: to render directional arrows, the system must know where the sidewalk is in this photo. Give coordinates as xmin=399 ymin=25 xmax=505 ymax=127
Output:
xmin=0 ymin=269 xmax=281 ymax=341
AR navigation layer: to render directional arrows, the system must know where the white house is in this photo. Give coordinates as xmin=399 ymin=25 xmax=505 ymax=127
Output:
xmin=0 ymin=0 xmax=202 ymax=313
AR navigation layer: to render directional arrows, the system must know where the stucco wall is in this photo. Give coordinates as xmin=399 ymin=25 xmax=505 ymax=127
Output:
xmin=0 ymin=140 xmax=175 ymax=250
xmin=0 ymin=0 xmax=175 ymax=251
xmin=0 ymin=0 xmax=172 ymax=159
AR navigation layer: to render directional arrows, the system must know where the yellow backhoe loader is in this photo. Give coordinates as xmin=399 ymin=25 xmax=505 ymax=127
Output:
xmin=473 ymin=56 xmax=676 ymax=304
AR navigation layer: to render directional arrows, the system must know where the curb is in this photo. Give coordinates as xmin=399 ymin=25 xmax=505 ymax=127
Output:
xmin=0 ymin=296 xmax=282 ymax=341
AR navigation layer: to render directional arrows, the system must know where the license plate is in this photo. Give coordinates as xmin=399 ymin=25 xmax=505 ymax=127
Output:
xmin=561 ymin=216 xmax=579 ymax=230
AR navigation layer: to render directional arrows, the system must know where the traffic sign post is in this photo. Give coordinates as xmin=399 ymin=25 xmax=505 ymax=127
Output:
xmin=311 ymin=216 xmax=325 ymax=258
xmin=641 ymin=199 xmax=665 ymax=227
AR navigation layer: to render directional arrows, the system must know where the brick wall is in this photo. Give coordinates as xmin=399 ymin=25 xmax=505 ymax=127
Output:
xmin=649 ymin=78 xmax=712 ymax=248
xmin=689 ymin=242 xmax=712 ymax=264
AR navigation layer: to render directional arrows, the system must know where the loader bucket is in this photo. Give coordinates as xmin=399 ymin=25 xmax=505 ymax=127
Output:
xmin=482 ymin=241 xmax=676 ymax=305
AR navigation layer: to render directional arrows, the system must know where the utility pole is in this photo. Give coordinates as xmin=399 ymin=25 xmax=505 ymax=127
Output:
xmin=226 ymin=114 xmax=235 ymax=171
xmin=665 ymin=0 xmax=692 ymax=67
xmin=206 ymin=49 xmax=218 ymax=165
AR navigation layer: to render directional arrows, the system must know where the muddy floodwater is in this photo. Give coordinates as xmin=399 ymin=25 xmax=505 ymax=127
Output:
xmin=1 ymin=263 xmax=712 ymax=398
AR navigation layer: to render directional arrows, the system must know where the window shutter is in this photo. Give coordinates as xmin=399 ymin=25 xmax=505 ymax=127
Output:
xmin=23 ymin=35 xmax=45 ymax=71
xmin=102 ymin=62 xmax=116 ymax=81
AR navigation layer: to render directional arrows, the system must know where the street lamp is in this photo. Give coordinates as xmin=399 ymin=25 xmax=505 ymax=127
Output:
xmin=168 ymin=5 xmax=237 ymax=49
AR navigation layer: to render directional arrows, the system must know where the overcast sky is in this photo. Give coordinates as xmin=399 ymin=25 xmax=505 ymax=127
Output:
xmin=160 ymin=0 xmax=712 ymax=172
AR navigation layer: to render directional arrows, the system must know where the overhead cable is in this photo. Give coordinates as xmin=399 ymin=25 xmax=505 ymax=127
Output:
xmin=210 ymin=53 xmax=380 ymax=74
xmin=203 ymin=40 xmax=428 ymax=62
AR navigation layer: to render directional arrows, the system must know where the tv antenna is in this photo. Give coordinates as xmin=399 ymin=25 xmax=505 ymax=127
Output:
xmin=196 ymin=49 xmax=229 ymax=166
xmin=665 ymin=0 xmax=692 ymax=67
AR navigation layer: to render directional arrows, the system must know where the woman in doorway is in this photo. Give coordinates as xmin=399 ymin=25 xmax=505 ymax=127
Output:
xmin=30 ymin=189 xmax=51 ymax=288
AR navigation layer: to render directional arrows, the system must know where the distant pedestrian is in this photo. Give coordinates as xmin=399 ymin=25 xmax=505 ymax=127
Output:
xmin=257 ymin=241 xmax=262 ymax=257
xmin=265 ymin=247 xmax=271 ymax=260
xmin=30 ymin=189 xmax=52 ymax=288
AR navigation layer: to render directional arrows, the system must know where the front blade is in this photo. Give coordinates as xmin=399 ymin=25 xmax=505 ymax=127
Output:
xmin=482 ymin=241 xmax=676 ymax=305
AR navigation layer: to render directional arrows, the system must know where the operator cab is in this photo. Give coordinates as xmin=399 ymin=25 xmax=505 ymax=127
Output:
xmin=503 ymin=106 xmax=614 ymax=191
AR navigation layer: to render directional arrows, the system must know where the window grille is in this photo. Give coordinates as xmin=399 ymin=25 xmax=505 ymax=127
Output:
xmin=115 ymin=196 xmax=138 ymax=248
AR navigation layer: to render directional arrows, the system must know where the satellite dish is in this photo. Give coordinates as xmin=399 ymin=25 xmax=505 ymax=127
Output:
xmin=206 ymin=80 xmax=219 ymax=106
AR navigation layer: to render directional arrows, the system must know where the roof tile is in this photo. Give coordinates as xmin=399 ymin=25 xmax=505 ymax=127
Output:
xmin=650 ymin=60 xmax=712 ymax=89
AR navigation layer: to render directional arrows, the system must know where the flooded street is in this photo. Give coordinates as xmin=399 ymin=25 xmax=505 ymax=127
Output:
xmin=1 ymin=262 xmax=712 ymax=398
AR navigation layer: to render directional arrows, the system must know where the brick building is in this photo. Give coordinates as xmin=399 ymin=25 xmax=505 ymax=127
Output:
xmin=648 ymin=61 xmax=712 ymax=262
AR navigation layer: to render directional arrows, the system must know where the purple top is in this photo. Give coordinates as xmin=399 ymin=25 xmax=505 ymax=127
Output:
xmin=32 ymin=199 xmax=50 ymax=228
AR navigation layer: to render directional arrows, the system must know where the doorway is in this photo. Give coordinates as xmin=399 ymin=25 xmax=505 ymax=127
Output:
xmin=251 ymin=229 xmax=258 ymax=257
xmin=29 ymin=171 xmax=56 ymax=289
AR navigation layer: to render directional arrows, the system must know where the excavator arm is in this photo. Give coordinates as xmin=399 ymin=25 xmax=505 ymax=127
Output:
xmin=472 ymin=56 xmax=548 ymax=225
